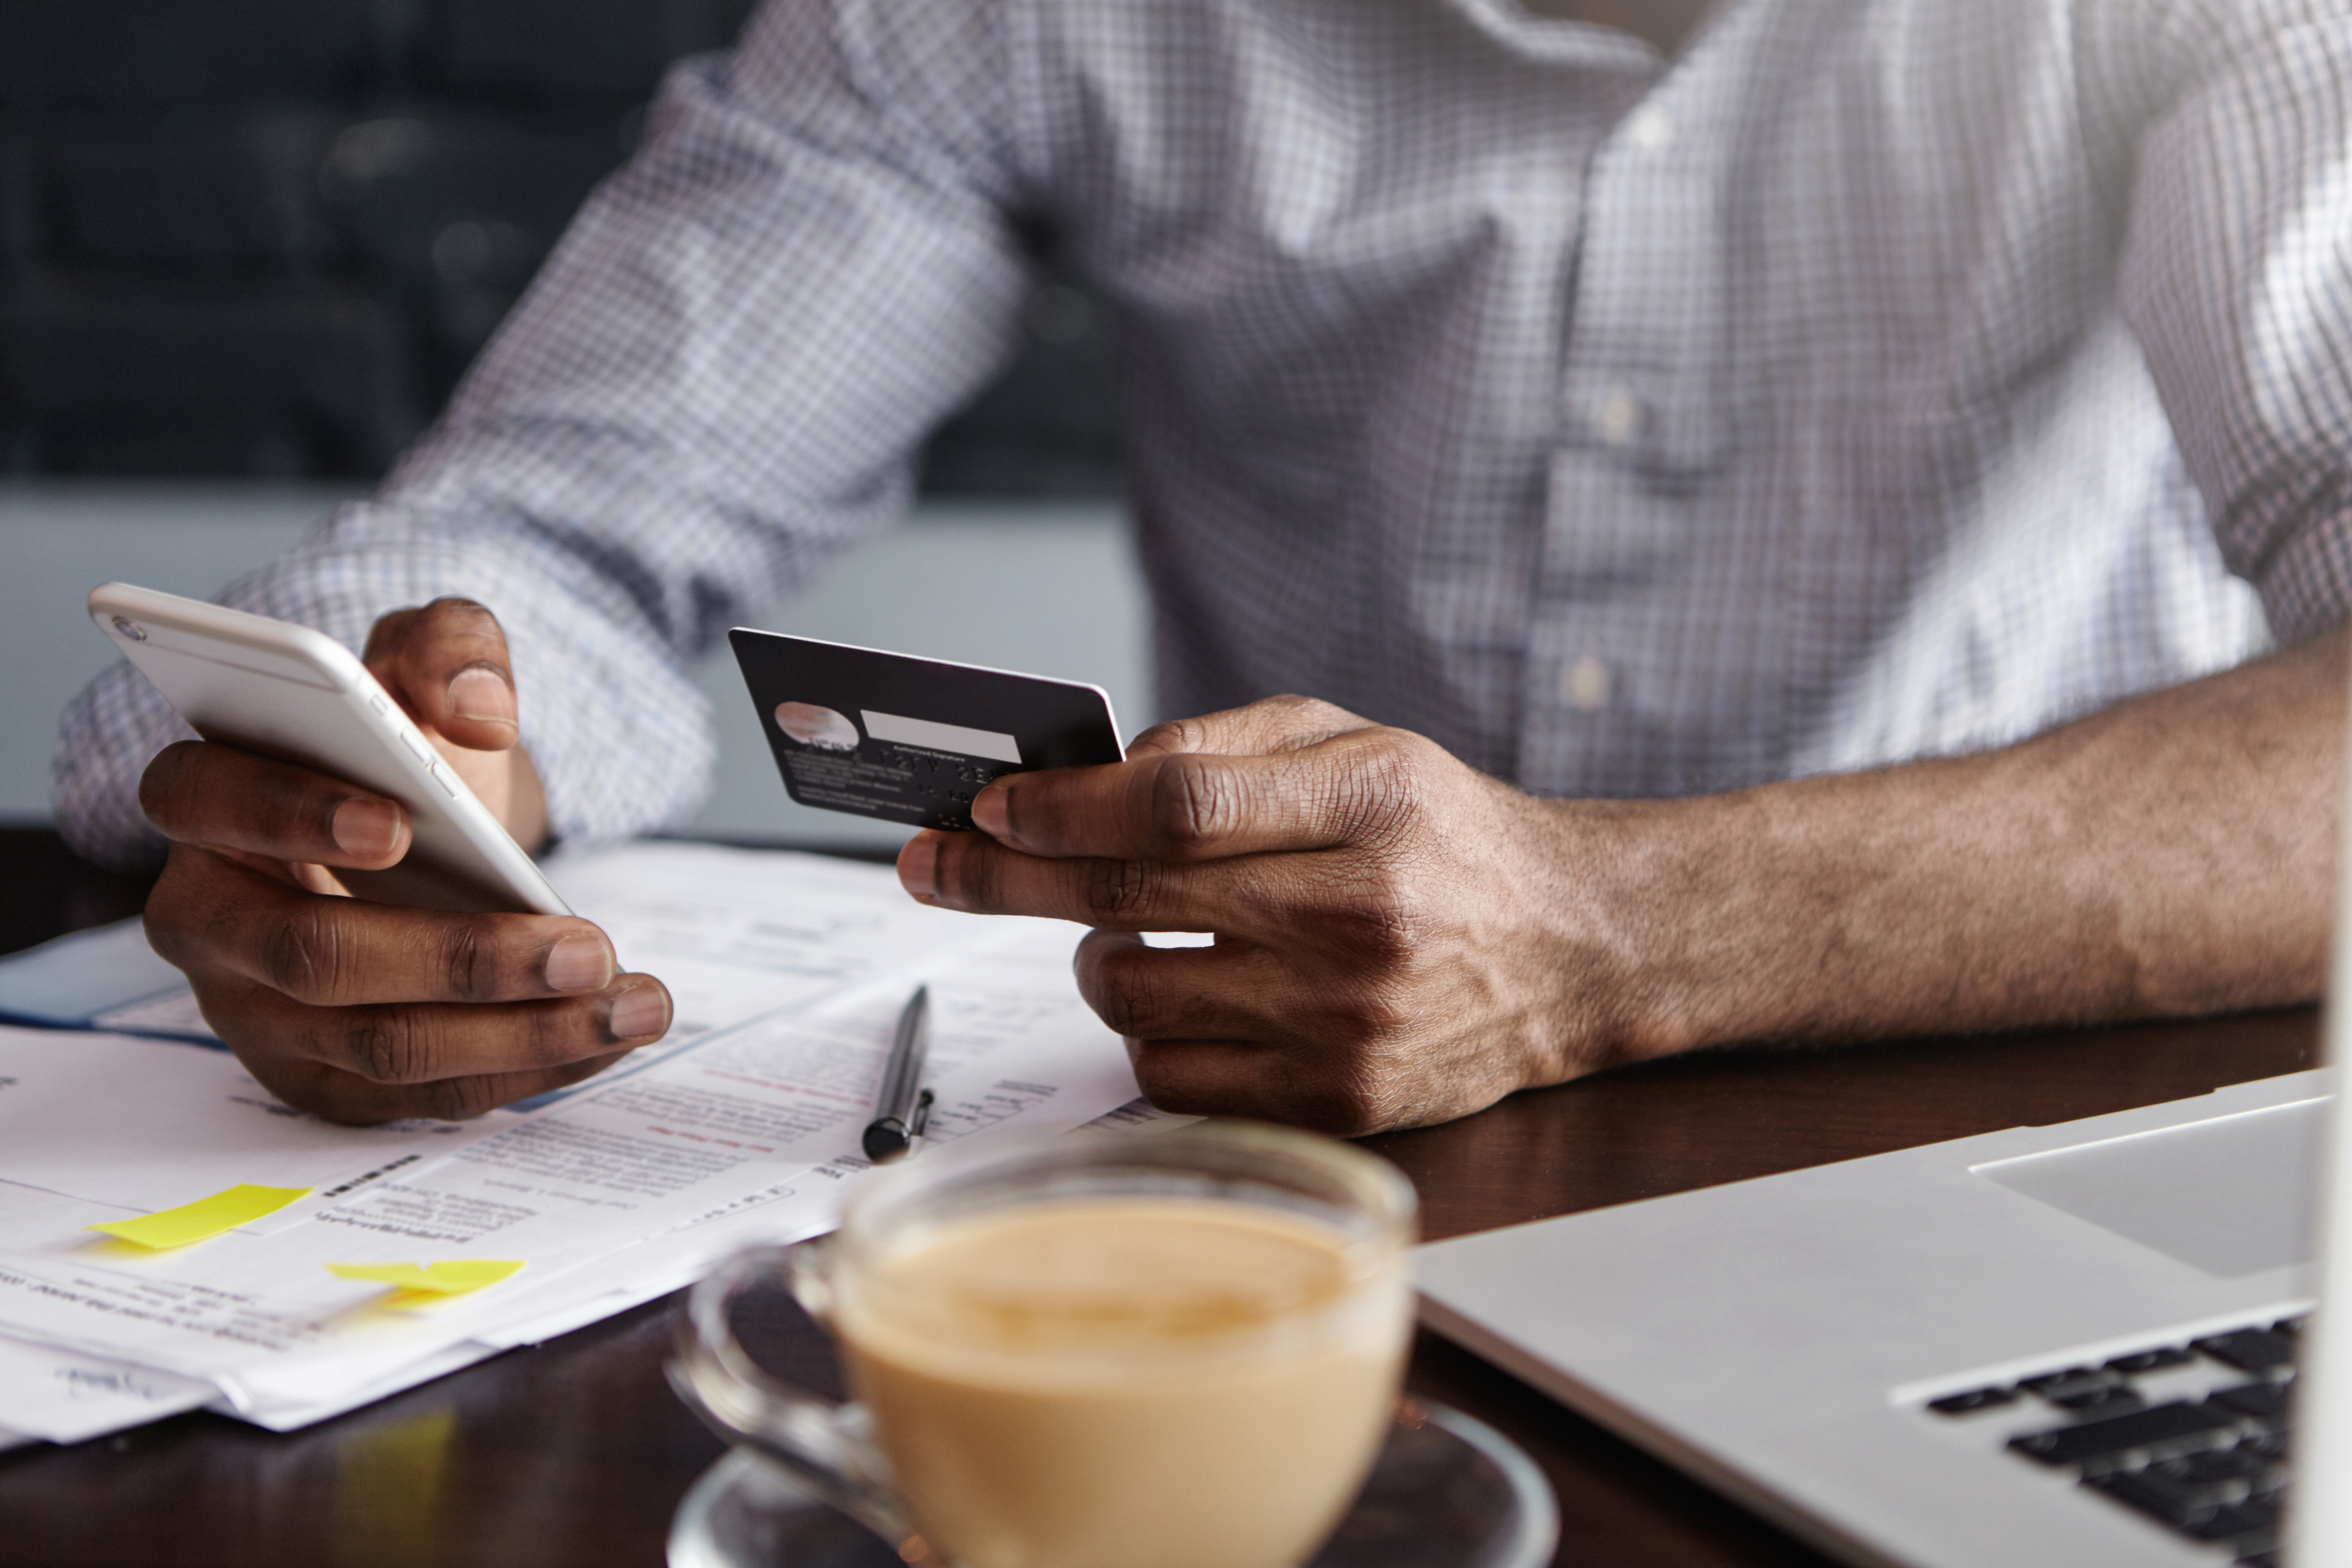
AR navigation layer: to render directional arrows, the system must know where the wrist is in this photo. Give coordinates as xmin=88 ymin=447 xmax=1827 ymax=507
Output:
xmin=1524 ymin=788 xmax=1762 ymax=1081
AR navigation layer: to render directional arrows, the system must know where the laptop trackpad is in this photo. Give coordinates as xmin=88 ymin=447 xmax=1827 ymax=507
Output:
xmin=1971 ymin=1097 xmax=2327 ymax=1278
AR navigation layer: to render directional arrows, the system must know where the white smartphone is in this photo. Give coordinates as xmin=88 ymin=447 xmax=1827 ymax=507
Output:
xmin=87 ymin=582 xmax=571 ymax=917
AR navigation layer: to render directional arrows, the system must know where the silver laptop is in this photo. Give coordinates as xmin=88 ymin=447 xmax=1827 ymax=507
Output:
xmin=1419 ymin=800 xmax=2352 ymax=1562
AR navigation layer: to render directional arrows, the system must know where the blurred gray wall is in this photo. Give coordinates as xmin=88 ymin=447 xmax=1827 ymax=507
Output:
xmin=0 ymin=0 xmax=1121 ymax=494
xmin=2 ymin=486 xmax=1150 ymax=849
xmin=1 ymin=0 xmax=1143 ymax=855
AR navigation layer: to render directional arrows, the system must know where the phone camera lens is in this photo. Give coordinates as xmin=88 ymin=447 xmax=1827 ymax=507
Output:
xmin=111 ymin=616 xmax=147 ymax=641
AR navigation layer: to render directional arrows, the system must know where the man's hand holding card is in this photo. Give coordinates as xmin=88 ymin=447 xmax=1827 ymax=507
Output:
xmin=896 ymin=696 xmax=1608 ymax=1137
xmin=733 ymin=636 xmax=1606 ymax=1137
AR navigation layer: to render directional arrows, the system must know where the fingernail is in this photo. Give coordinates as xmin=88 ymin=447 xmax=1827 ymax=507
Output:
xmin=897 ymin=831 xmax=940 ymax=902
xmin=543 ymin=931 xmax=613 ymax=993
xmin=448 ymin=666 xmax=517 ymax=726
xmin=970 ymin=783 xmax=1010 ymax=839
xmin=607 ymin=982 xmax=670 ymax=1042
xmin=332 ymin=797 xmax=402 ymax=858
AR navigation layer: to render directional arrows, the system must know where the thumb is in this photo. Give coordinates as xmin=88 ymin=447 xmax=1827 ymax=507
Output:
xmin=362 ymin=598 xmax=522 ymax=754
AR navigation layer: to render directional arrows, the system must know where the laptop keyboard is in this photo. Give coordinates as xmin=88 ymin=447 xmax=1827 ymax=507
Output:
xmin=1924 ymin=1317 xmax=2303 ymax=1564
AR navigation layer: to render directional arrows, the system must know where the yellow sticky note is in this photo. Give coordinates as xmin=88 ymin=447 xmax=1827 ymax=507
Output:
xmin=326 ymin=1259 xmax=527 ymax=1297
xmin=87 ymin=1184 xmax=312 ymax=1249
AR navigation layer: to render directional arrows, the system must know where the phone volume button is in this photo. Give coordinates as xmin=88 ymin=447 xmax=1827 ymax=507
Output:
xmin=397 ymin=729 xmax=434 ymax=764
xmin=426 ymin=761 xmax=460 ymax=796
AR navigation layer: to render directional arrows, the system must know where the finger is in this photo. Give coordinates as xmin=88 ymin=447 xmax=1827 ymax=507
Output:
xmin=1076 ymin=928 xmax=1405 ymax=1053
xmin=141 ymin=741 xmax=411 ymax=870
xmin=1073 ymin=929 xmax=1279 ymax=1035
xmin=1128 ymin=1039 xmax=1399 ymax=1136
xmin=964 ymin=722 xmax=1425 ymax=866
xmin=1122 ymin=694 xmax=1375 ymax=761
xmin=149 ymin=849 xmax=627 ymax=1007
xmin=1077 ymin=935 xmax=1393 ymax=1135
xmin=195 ymin=967 xmax=671 ymax=1096
xmin=228 ymin=1022 xmax=631 ymax=1125
xmin=1077 ymin=940 xmax=1373 ymax=1133
xmin=364 ymin=598 xmax=521 ymax=753
xmin=903 ymin=826 xmax=1326 ymax=935
xmin=961 ymin=693 xmax=1378 ymax=857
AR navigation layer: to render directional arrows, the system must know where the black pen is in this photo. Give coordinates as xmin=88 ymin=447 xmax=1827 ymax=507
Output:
xmin=861 ymin=985 xmax=933 ymax=1164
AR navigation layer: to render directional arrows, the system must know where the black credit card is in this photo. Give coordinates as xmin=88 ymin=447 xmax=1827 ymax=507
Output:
xmin=729 ymin=630 xmax=1126 ymax=831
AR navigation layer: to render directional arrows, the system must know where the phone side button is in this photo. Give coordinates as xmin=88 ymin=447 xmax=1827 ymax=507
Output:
xmin=398 ymin=729 xmax=434 ymax=764
xmin=426 ymin=761 xmax=460 ymax=797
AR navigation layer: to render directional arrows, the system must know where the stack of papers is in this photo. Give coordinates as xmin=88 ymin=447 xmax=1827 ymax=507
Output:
xmin=0 ymin=842 xmax=1163 ymax=1449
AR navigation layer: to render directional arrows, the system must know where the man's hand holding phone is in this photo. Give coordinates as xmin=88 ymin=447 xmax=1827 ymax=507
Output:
xmin=136 ymin=598 xmax=672 ymax=1124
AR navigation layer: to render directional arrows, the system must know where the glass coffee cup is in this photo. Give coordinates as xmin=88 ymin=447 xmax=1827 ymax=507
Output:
xmin=670 ymin=1120 xmax=1419 ymax=1568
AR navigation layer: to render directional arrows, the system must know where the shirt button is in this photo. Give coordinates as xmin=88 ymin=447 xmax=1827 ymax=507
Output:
xmin=1561 ymin=656 xmax=1612 ymax=712
xmin=1595 ymin=385 xmax=1641 ymax=447
xmin=1623 ymin=105 xmax=1675 ymax=153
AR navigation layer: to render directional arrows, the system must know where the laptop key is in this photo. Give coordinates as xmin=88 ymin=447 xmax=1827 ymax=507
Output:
xmin=2085 ymin=1469 xmax=2229 ymax=1528
xmin=2243 ymin=1430 xmax=2291 ymax=1461
xmin=2019 ymin=1367 xmax=2095 ymax=1394
xmin=2165 ymin=1446 xmax=2272 ymax=1486
xmin=2030 ymin=1371 xmax=2122 ymax=1407
xmin=2208 ymin=1383 xmax=2292 ymax=1426
xmin=1926 ymin=1385 xmax=2016 ymax=1415
xmin=2008 ymin=1401 xmax=2238 ymax=1472
xmin=2185 ymin=1494 xmax=2279 ymax=1555
xmin=2104 ymin=1346 xmax=2195 ymax=1375
xmin=2051 ymin=1387 xmax=2145 ymax=1418
xmin=2195 ymin=1330 xmax=2299 ymax=1376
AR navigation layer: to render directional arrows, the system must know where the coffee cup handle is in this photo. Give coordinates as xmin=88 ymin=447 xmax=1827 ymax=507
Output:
xmin=667 ymin=1242 xmax=911 ymax=1540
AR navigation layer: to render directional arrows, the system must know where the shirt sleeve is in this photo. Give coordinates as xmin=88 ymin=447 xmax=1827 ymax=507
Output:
xmin=2107 ymin=0 xmax=2352 ymax=647
xmin=52 ymin=0 xmax=1037 ymax=870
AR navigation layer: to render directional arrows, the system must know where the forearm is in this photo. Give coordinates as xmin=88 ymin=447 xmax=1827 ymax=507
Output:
xmin=1579 ymin=627 xmax=2348 ymax=1064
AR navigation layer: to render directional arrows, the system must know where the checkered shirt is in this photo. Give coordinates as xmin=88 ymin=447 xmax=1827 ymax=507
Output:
xmin=53 ymin=0 xmax=2352 ymax=868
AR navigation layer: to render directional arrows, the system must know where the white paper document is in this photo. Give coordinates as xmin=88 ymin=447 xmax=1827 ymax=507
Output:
xmin=0 ymin=842 xmax=1147 ymax=1443
xmin=0 ymin=1332 xmax=213 ymax=1445
xmin=0 ymin=1027 xmax=518 ymax=1221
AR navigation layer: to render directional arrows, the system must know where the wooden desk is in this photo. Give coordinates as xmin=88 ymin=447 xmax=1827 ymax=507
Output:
xmin=0 ymin=827 xmax=2319 ymax=1567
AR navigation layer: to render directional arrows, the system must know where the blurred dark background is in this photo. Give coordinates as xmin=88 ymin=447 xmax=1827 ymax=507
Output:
xmin=0 ymin=0 xmax=1122 ymax=493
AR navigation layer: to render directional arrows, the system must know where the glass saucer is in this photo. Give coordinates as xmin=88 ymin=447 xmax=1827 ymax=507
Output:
xmin=669 ymin=1398 xmax=1559 ymax=1568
